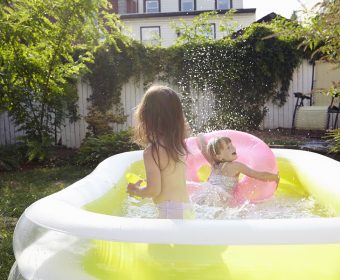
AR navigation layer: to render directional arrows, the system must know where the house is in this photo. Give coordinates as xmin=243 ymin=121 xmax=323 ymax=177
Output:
xmin=109 ymin=0 xmax=256 ymax=46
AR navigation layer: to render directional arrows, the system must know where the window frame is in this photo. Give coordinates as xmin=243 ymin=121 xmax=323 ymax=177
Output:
xmin=126 ymin=0 xmax=138 ymax=14
xmin=179 ymin=0 xmax=196 ymax=12
xmin=144 ymin=0 xmax=160 ymax=13
xmin=215 ymin=0 xmax=232 ymax=10
xmin=140 ymin=26 xmax=161 ymax=45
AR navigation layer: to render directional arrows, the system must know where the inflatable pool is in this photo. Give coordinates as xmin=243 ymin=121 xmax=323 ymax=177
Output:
xmin=9 ymin=131 xmax=340 ymax=280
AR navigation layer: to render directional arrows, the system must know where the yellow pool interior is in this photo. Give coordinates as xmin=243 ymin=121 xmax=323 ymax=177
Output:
xmin=81 ymin=157 xmax=340 ymax=280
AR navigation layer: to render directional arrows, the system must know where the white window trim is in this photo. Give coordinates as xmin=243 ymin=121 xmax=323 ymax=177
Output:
xmin=180 ymin=0 xmax=196 ymax=12
xmin=140 ymin=26 xmax=161 ymax=45
xmin=144 ymin=0 xmax=160 ymax=13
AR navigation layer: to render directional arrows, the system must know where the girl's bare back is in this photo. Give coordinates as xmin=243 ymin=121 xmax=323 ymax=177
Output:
xmin=144 ymin=145 xmax=189 ymax=204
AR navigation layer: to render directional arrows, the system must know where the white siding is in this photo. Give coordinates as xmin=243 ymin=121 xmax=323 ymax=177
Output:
xmin=138 ymin=0 xmax=143 ymax=13
xmin=161 ymin=0 xmax=178 ymax=12
xmin=232 ymin=0 xmax=243 ymax=9
xmin=123 ymin=18 xmax=179 ymax=46
xmin=215 ymin=13 xmax=255 ymax=39
xmin=122 ymin=13 xmax=255 ymax=46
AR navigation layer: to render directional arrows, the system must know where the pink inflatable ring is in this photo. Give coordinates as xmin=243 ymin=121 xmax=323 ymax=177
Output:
xmin=185 ymin=130 xmax=278 ymax=204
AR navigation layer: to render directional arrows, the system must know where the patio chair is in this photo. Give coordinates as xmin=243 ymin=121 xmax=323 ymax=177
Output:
xmin=328 ymin=94 xmax=340 ymax=129
xmin=291 ymin=89 xmax=340 ymax=133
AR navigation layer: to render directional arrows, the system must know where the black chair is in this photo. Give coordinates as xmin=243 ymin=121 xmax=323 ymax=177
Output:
xmin=291 ymin=92 xmax=311 ymax=134
xmin=328 ymin=93 xmax=340 ymax=129
xmin=291 ymin=90 xmax=339 ymax=134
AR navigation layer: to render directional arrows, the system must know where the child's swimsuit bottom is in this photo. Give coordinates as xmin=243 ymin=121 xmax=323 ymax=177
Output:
xmin=156 ymin=200 xmax=195 ymax=219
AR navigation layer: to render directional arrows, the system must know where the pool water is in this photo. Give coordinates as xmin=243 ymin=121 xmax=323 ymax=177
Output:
xmin=118 ymin=156 xmax=335 ymax=220
xmin=123 ymin=192 xmax=335 ymax=220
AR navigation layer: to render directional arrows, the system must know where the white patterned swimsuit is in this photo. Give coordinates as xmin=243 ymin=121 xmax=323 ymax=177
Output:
xmin=208 ymin=162 xmax=238 ymax=193
xmin=194 ymin=162 xmax=238 ymax=206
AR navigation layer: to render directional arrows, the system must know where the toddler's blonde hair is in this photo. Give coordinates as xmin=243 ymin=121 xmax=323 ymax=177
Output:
xmin=207 ymin=136 xmax=232 ymax=164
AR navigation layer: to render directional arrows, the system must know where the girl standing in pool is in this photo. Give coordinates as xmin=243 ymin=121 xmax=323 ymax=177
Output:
xmin=127 ymin=85 xmax=194 ymax=219
xmin=195 ymin=134 xmax=279 ymax=206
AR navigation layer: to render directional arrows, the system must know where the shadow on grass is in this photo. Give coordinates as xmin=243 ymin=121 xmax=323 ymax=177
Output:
xmin=0 ymin=165 xmax=92 ymax=279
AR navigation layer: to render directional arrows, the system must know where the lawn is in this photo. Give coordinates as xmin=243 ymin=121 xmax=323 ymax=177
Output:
xmin=0 ymin=165 xmax=92 ymax=279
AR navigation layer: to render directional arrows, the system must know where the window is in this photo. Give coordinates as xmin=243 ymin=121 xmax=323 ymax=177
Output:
xmin=144 ymin=0 xmax=160 ymax=13
xmin=126 ymin=0 xmax=138 ymax=13
xmin=140 ymin=26 xmax=161 ymax=45
xmin=216 ymin=0 xmax=231 ymax=10
xmin=118 ymin=0 xmax=138 ymax=14
xmin=108 ymin=0 xmax=118 ymax=13
xmin=180 ymin=0 xmax=196 ymax=11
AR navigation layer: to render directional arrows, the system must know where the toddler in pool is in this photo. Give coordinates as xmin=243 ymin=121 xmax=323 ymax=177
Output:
xmin=194 ymin=134 xmax=279 ymax=206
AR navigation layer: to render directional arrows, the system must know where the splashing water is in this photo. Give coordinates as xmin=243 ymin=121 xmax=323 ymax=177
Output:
xmin=122 ymin=184 xmax=335 ymax=220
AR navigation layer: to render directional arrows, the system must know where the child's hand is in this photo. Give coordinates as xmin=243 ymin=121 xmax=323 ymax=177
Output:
xmin=127 ymin=180 xmax=143 ymax=196
xmin=196 ymin=133 xmax=214 ymax=164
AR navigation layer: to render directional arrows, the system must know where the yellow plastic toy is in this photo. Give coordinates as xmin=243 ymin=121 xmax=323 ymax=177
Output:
xmin=126 ymin=172 xmax=146 ymax=187
xmin=197 ymin=164 xmax=211 ymax=182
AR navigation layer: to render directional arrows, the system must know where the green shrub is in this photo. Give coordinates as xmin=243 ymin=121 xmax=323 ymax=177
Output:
xmin=327 ymin=129 xmax=340 ymax=153
xmin=76 ymin=130 xmax=140 ymax=167
xmin=0 ymin=144 xmax=27 ymax=171
xmin=87 ymin=24 xmax=303 ymax=133
xmin=25 ymin=135 xmax=53 ymax=162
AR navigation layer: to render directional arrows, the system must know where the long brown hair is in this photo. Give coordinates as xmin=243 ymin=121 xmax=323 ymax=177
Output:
xmin=134 ymin=85 xmax=188 ymax=167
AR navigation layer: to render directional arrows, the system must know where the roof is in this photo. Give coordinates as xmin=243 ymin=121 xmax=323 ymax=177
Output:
xmin=230 ymin=12 xmax=284 ymax=38
xmin=256 ymin=12 xmax=283 ymax=23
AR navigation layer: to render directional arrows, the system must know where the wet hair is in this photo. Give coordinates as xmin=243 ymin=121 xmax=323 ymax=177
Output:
xmin=207 ymin=136 xmax=232 ymax=164
xmin=133 ymin=85 xmax=188 ymax=168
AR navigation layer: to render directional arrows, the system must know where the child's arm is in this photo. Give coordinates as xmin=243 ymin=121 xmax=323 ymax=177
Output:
xmin=196 ymin=133 xmax=214 ymax=164
xmin=232 ymin=162 xmax=280 ymax=183
xmin=127 ymin=147 xmax=162 ymax=198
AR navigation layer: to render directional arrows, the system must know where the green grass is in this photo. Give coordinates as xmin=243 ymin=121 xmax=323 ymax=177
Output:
xmin=0 ymin=165 xmax=92 ymax=279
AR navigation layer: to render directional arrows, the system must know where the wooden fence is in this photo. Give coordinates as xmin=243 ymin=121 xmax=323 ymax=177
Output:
xmin=1 ymin=60 xmax=339 ymax=148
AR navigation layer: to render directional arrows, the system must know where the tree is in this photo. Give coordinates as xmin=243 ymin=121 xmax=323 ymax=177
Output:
xmin=272 ymin=0 xmax=339 ymax=64
xmin=271 ymin=0 xmax=339 ymax=96
xmin=301 ymin=0 xmax=339 ymax=63
xmin=171 ymin=10 xmax=237 ymax=46
xmin=0 ymin=0 xmax=122 ymax=157
xmin=272 ymin=0 xmax=340 ymax=150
